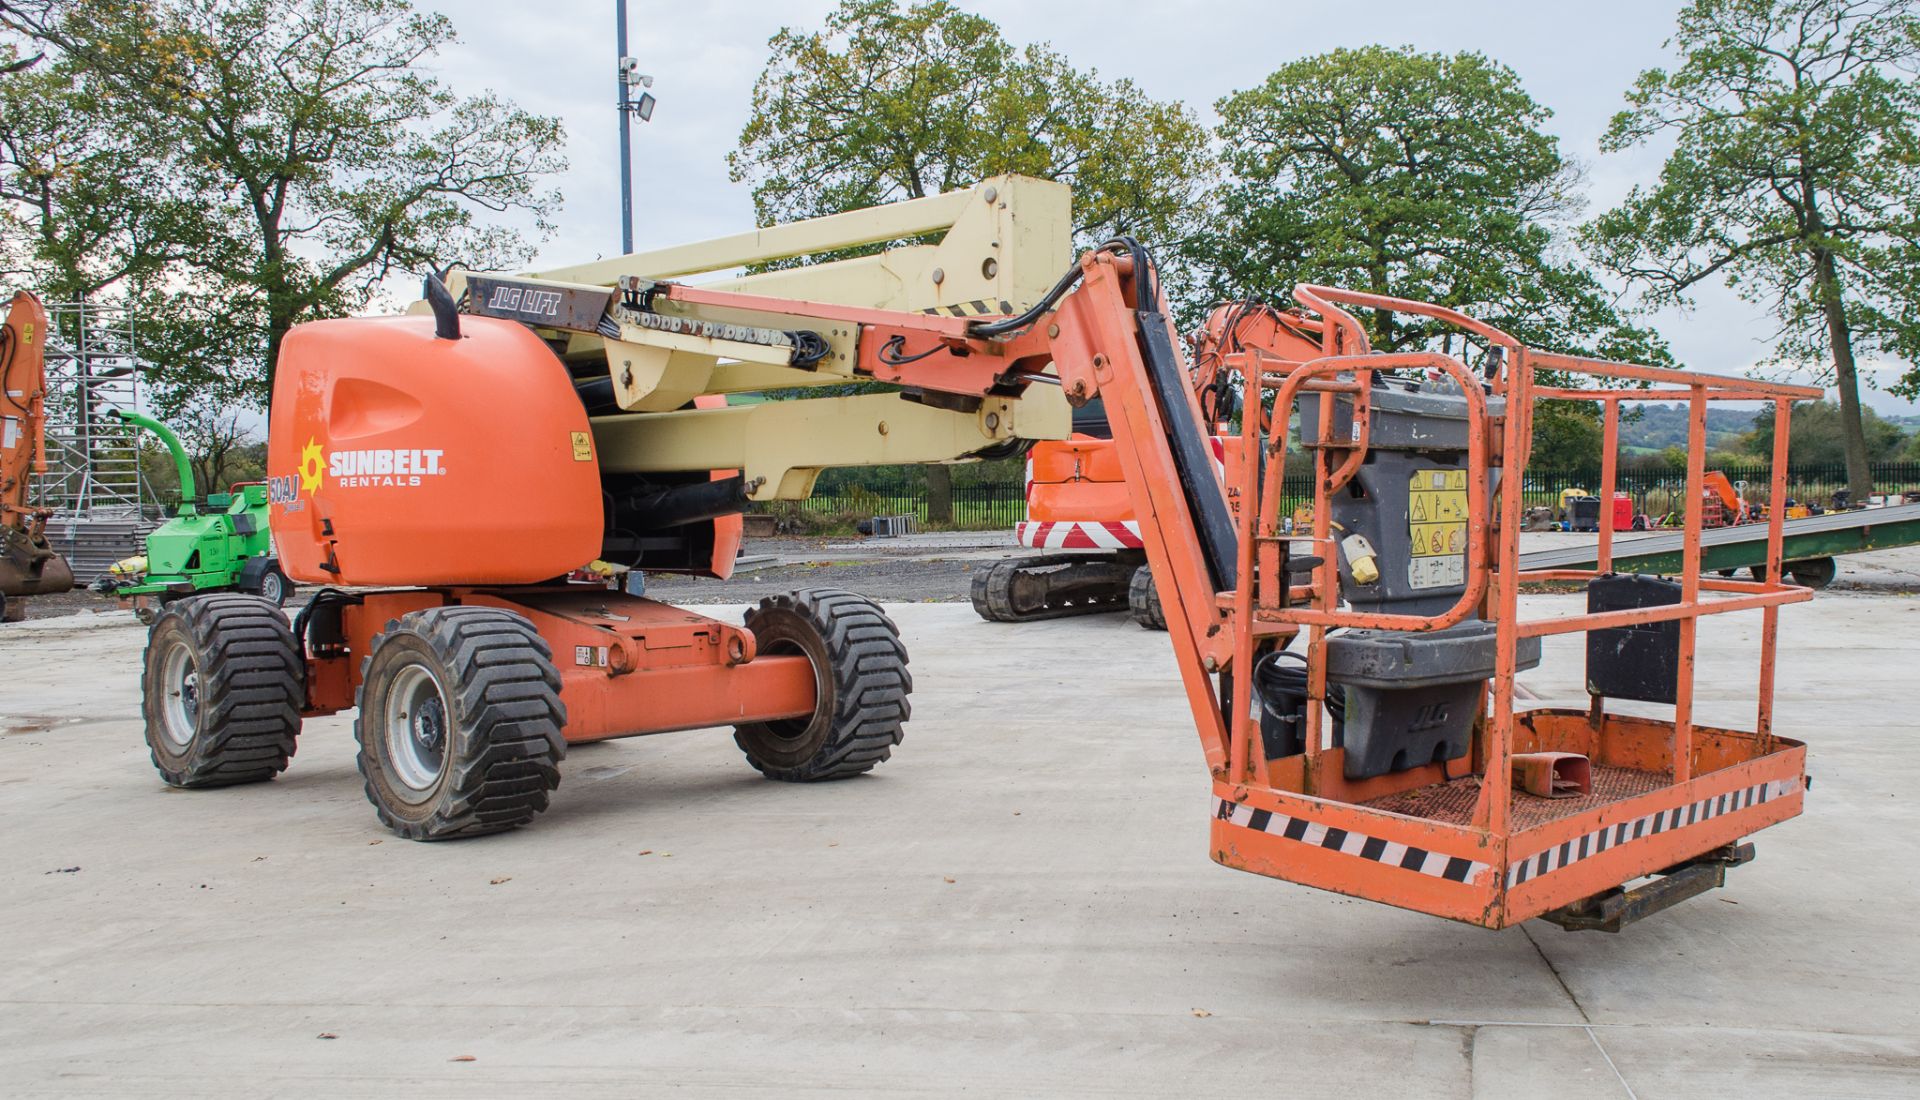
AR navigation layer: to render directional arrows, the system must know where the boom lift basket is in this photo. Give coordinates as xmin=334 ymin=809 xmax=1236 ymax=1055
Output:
xmin=1197 ymin=286 xmax=1819 ymax=929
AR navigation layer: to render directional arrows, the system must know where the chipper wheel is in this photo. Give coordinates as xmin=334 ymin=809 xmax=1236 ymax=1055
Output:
xmin=734 ymin=589 xmax=911 ymax=781
xmin=354 ymin=606 xmax=565 ymax=840
xmin=1128 ymin=564 xmax=1166 ymax=631
xmin=140 ymin=594 xmax=304 ymax=787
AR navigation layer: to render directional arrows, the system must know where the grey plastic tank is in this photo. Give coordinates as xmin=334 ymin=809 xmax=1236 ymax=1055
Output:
xmin=1296 ymin=376 xmax=1540 ymax=780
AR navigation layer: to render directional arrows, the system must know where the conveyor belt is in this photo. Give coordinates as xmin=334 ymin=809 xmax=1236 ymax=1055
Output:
xmin=1518 ymin=502 xmax=1920 ymax=574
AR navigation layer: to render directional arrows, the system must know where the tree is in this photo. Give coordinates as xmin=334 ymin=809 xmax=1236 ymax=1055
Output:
xmin=0 ymin=0 xmax=567 ymax=406
xmin=0 ymin=42 xmax=201 ymax=301
xmin=731 ymin=0 xmax=1207 ymax=521
xmin=1585 ymin=0 xmax=1920 ymax=501
xmin=1194 ymin=47 xmax=1668 ymax=366
xmin=1528 ymin=409 xmax=1605 ymax=469
xmin=1743 ymin=399 xmax=1907 ymax=465
xmin=732 ymin=0 xmax=1208 ymax=243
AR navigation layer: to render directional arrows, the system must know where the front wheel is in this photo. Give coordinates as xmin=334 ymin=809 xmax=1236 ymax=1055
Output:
xmin=354 ymin=606 xmax=565 ymax=840
xmin=734 ymin=590 xmax=911 ymax=781
xmin=140 ymin=595 xmax=303 ymax=787
xmin=255 ymin=562 xmax=292 ymax=607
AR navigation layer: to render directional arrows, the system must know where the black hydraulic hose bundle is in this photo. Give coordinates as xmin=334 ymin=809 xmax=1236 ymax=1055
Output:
xmin=966 ymin=238 xmax=1236 ymax=591
xmin=1254 ymin=648 xmax=1346 ymax=758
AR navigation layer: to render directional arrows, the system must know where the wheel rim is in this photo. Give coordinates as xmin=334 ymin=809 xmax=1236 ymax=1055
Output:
xmin=260 ymin=572 xmax=283 ymax=603
xmin=156 ymin=636 xmax=201 ymax=748
xmin=756 ymin=635 xmax=828 ymax=745
xmin=383 ymin=662 xmax=450 ymax=795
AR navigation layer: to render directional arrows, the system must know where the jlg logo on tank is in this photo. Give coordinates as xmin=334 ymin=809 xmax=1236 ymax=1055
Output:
xmin=269 ymin=437 xmax=448 ymax=510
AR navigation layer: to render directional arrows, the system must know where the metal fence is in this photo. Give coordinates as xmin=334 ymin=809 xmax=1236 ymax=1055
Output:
xmin=757 ymin=460 xmax=1920 ymax=532
xmin=1519 ymin=462 xmax=1920 ymax=514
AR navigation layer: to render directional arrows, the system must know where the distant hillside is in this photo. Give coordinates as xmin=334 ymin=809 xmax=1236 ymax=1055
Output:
xmin=1617 ymin=403 xmax=1756 ymax=454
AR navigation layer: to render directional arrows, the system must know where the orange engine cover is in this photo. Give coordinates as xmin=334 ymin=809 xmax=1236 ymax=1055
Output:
xmin=267 ymin=315 xmax=603 ymax=586
xmin=1027 ymin=436 xmax=1135 ymax=523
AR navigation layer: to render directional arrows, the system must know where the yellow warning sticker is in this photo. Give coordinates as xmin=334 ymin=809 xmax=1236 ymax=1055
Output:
xmin=1408 ymin=468 xmax=1467 ymax=589
xmin=570 ymin=431 xmax=593 ymax=462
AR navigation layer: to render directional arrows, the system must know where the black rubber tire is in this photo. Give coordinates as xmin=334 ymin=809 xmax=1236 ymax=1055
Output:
xmin=1128 ymin=564 xmax=1166 ymax=631
xmin=140 ymin=594 xmax=304 ymax=787
xmin=256 ymin=562 xmax=291 ymax=607
xmin=1788 ymin=556 xmax=1837 ymax=589
xmin=354 ymin=606 xmax=565 ymax=840
xmin=734 ymin=589 xmax=911 ymax=781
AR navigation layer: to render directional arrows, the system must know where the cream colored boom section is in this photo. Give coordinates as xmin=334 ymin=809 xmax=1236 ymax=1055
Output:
xmin=592 ymin=393 xmax=1033 ymax=502
xmin=534 ymin=175 xmax=1069 ymax=312
xmin=530 ymin=174 xmax=1073 ymax=411
xmin=438 ymin=176 xmax=1074 ymax=497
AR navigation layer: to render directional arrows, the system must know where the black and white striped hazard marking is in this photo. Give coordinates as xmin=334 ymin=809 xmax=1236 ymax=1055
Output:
xmin=1506 ymin=777 xmax=1798 ymax=888
xmin=1215 ymin=799 xmax=1491 ymax=885
xmin=922 ymin=299 xmax=1015 ymax=318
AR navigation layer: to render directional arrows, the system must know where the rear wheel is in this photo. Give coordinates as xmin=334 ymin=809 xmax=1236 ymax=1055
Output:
xmin=1128 ymin=564 xmax=1166 ymax=630
xmin=255 ymin=562 xmax=291 ymax=607
xmin=140 ymin=594 xmax=303 ymax=787
xmin=355 ymin=606 xmax=565 ymax=840
xmin=1787 ymin=556 xmax=1837 ymax=589
xmin=734 ymin=590 xmax=911 ymax=781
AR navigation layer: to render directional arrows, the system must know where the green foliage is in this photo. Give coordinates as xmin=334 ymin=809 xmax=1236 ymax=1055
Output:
xmin=0 ymin=0 xmax=567 ymax=408
xmin=1528 ymin=402 xmax=1605 ymax=469
xmin=1191 ymin=46 xmax=1668 ymax=364
xmin=730 ymin=0 xmax=1208 ymax=246
xmin=1585 ymin=0 xmax=1920 ymax=495
xmin=1741 ymin=399 xmax=1909 ymax=464
xmin=0 ymin=38 xmax=201 ymax=300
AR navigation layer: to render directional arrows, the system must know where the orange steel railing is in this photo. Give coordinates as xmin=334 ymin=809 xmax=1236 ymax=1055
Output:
xmin=1221 ymin=285 xmax=1822 ymax=842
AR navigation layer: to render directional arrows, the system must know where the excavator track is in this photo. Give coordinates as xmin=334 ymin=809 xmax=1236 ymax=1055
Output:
xmin=970 ymin=554 xmax=1135 ymax=623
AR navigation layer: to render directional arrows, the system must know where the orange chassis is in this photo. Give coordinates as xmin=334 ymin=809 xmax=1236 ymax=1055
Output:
xmin=301 ymin=588 xmax=820 ymax=744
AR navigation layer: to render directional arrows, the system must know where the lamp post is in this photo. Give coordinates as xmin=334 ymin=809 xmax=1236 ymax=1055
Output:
xmin=615 ymin=0 xmax=656 ymax=255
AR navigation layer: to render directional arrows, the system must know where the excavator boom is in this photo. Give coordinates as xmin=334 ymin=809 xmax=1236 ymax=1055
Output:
xmin=0 ymin=291 xmax=74 ymax=620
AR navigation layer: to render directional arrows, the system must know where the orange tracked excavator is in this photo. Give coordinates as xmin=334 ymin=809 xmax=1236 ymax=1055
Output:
xmin=0 ymin=291 xmax=74 ymax=621
xmin=132 ymin=182 xmax=1819 ymax=931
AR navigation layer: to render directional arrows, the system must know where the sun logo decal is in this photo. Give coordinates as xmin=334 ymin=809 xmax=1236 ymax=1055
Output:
xmin=299 ymin=437 xmax=326 ymax=495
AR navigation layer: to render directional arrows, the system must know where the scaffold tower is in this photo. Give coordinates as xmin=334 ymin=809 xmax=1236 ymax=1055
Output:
xmin=35 ymin=298 xmax=150 ymax=515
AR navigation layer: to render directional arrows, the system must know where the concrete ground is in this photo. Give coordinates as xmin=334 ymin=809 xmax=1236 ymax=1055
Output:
xmin=1 ymin=591 xmax=1916 ymax=1097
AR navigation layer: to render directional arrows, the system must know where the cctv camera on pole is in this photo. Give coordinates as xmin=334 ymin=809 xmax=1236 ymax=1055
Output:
xmin=615 ymin=1 xmax=657 ymax=254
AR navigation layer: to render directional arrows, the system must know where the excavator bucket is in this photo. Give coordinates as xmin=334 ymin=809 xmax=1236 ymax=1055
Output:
xmin=0 ymin=291 xmax=73 ymax=620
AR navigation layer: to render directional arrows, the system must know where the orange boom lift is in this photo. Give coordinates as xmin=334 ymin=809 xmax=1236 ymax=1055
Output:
xmin=135 ymin=181 xmax=1817 ymax=930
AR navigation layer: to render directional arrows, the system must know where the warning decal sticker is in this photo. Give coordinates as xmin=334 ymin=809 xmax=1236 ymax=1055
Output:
xmin=1408 ymin=468 xmax=1467 ymax=590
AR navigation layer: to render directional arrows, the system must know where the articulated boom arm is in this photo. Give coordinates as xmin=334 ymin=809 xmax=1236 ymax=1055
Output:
xmin=1 ymin=290 xmax=50 ymax=526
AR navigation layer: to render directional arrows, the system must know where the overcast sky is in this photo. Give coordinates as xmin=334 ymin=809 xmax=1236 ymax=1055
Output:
xmin=410 ymin=0 xmax=1918 ymax=414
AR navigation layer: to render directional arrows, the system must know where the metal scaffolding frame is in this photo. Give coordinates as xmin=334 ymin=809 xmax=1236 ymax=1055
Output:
xmin=35 ymin=298 xmax=150 ymax=516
